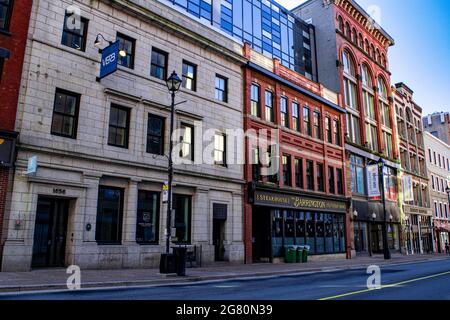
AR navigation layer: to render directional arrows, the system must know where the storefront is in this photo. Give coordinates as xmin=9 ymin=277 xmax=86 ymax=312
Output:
xmin=250 ymin=189 xmax=349 ymax=262
xmin=434 ymin=220 xmax=450 ymax=253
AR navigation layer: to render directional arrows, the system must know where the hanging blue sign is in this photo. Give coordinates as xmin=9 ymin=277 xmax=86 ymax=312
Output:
xmin=99 ymin=41 xmax=119 ymax=79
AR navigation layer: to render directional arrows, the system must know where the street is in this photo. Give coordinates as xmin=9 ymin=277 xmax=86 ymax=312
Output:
xmin=1 ymin=259 xmax=449 ymax=300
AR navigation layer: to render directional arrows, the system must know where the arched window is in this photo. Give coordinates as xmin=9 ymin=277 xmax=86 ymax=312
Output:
xmin=359 ymin=34 xmax=363 ymax=48
xmin=345 ymin=22 xmax=351 ymax=38
xmin=361 ymin=65 xmax=375 ymax=120
xmin=352 ymin=28 xmax=357 ymax=44
xmin=370 ymin=44 xmax=375 ymax=58
xmin=375 ymin=48 xmax=380 ymax=63
xmin=381 ymin=53 xmax=386 ymax=68
xmin=362 ymin=65 xmax=376 ymax=151
xmin=364 ymin=39 xmax=369 ymax=53
xmin=378 ymin=77 xmax=390 ymax=128
xmin=338 ymin=16 xmax=344 ymax=32
xmin=342 ymin=51 xmax=360 ymax=145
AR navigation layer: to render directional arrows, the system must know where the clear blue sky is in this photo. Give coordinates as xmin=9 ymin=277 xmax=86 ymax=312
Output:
xmin=276 ymin=0 xmax=450 ymax=116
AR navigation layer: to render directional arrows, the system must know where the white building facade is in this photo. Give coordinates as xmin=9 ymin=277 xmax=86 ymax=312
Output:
xmin=1 ymin=0 xmax=247 ymax=271
xmin=424 ymin=132 xmax=450 ymax=254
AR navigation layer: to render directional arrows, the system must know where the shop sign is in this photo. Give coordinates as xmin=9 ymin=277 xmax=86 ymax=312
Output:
xmin=253 ymin=191 xmax=347 ymax=212
xmin=366 ymin=165 xmax=380 ymax=198
xmin=99 ymin=41 xmax=120 ymax=79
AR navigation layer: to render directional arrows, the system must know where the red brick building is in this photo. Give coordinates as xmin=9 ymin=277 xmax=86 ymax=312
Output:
xmin=242 ymin=44 xmax=350 ymax=263
xmin=293 ymin=0 xmax=401 ymax=257
xmin=0 ymin=0 xmax=33 ymax=260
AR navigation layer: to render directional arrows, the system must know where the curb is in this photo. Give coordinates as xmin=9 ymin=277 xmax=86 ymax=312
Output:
xmin=0 ymin=257 xmax=449 ymax=295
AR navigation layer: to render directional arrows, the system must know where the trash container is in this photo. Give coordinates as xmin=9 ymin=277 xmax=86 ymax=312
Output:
xmin=159 ymin=253 xmax=176 ymax=274
xmin=296 ymin=246 xmax=305 ymax=263
xmin=284 ymin=246 xmax=297 ymax=263
xmin=302 ymin=247 xmax=309 ymax=263
xmin=173 ymin=247 xmax=188 ymax=276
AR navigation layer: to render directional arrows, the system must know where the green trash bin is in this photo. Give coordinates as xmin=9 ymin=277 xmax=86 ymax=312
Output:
xmin=302 ymin=247 xmax=309 ymax=263
xmin=284 ymin=246 xmax=297 ymax=263
xmin=296 ymin=246 xmax=304 ymax=263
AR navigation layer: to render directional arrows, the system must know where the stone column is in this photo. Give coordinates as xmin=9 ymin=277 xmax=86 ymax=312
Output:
xmin=123 ymin=179 xmax=140 ymax=268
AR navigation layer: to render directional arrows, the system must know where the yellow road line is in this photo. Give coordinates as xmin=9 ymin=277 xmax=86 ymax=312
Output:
xmin=319 ymin=270 xmax=450 ymax=301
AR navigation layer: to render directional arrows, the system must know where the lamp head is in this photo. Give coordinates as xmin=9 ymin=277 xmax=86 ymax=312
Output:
xmin=166 ymin=71 xmax=182 ymax=93
xmin=94 ymin=34 xmax=103 ymax=48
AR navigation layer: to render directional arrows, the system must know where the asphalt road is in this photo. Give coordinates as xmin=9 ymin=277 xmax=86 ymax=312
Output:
xmin=1 ymin=258 xmax=450 ymax=300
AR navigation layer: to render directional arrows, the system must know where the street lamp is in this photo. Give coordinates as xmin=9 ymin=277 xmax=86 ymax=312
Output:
xmin=94 ymin=33 xmax=126 ymax=57
xmin=164 ymin=71 xmax=182 ymax=256
xmin=378 ymin=157 xmax=391 ymax=260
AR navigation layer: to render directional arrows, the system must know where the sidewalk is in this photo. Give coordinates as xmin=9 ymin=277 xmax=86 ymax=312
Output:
xmin=0 ymin=254 xmax=449 ymax=293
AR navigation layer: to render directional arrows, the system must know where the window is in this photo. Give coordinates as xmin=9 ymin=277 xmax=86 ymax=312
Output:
xmin=292 ymin=102 xmax=300 ymax=132
xmin=280 ymin=97 xmax=288 ymax=128
xmin=336 ymin=168 xmax=344 ymax=195
xmin=96 ymin=187 xmax=124 ymax=244
xmin=383 ymin=167 xmax=397 ymax=201
xmin=252 ymin=147 xmax=261 ymax=182
xmin=350 ymin=155 xmax=365 ymax=195
xmin=361 ymin=65 xmax=375 ymax=119
xmin=173 ymin=194 xmax=191 ymax=243
xmin=108 ymin=104 xmax=130 ymax=148
xmin=117 ymin=33 xmax=135 ymax=69
xmin=378 ymin=77 xmax=391 ymax=128
xmin=182 ymin=60 xmax=197 ymax=91
xmin=147 ymin=114 xmax=165 ymax=155
xmin=0 ymin=0 xmax=12 ymax=31
xmin=333 ymin=119 xmax=341 ymax=146
xmin=434 ymin=202 xmax=438 ymax=217
xmin=306 ymin=160 xmax=314 ymax=191
xmin=383 ymin=131 xmax=393 ymax=158
xmin=214 ymin=133 xmax=226 ymax=166
xmin=265 ymin=91 xmax=274 ymax=122
xmin=215 ymin=75 xmax=228 ymax=102
xmin=342 ymin=51 xmax=358 ymax=110
xmin=295 ymin=158 xmax=303 ymax=189
xmin=61 ymin=12 xmax=88 ymax=51
xmin=365 ymin=123 xmax=378 ymax=151
xmin=325 ymin=117 xmax=332 ymax=143
xmin=136 ymin=190 xmax=160 ymax=244
xmin=283 ymin=155 xmax=291 ymax=187
xmin=317 ymin=163 xmax=324 ymax=192
xmin=51 ymin=89 xmax=80 ymax=139
xmin=313 ymin=111 xmax=321 ymax=139
xmin=150 ymin=48 xmax=168 ymax=80
xmin=346 ymin=113 xmax=361 ymax=145
xmin=180 ymin=123 xmax=194 ymax=161
xmin=250 ymin=84 xmax=260 ymax=117
xmin=303 ymin=107 xmax=311 ymax=136
xmin=328 ymin=167 xmax=335 ymax=194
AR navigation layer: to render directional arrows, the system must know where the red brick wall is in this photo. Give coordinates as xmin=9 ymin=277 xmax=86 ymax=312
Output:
xmin=0 ymin=0 xmax=33 ymax=130
xmin=0 ymin=167 xmax=8 ymax=244
xmin=0 ymin=1 xmax=33 ymax=252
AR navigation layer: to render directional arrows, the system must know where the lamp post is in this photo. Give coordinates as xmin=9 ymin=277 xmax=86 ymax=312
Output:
xmin=164 ymin=71 xmax=182 ymax=255
xmin=378 ymin=157 xmax=391 ymax=260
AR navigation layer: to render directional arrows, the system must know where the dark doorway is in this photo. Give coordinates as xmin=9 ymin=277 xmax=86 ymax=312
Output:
xmin=213 ymin=203 xmax=227 ymax=262
xmin=32 ymin=197 xmax=70 ymax=268
xmin=370 ymin=223 xmax=383 ymax=254
xmin=213 ymin=219 xmax=225 ymax=261
xmin=252 ymin=207 xmax=272 ymax=262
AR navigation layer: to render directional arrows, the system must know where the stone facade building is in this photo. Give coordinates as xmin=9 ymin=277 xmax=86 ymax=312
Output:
xmin=0 ymin=0 xmax=33 ymax=266
xmin=424 ymin=132 xmax=450 ymax=253
xmin=1 ymin=0 xmax=247 ymax=271
xmin=393 ymin=83 xmax=433 ymax=254
xmin=423 ymin=112 xmax=450 ymax=145
xmin=293 ymin=0 xmax=401 ymax=257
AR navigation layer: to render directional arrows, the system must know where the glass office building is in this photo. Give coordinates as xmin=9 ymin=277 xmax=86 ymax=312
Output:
xmin=159 ymin=0 xmax=317 ymax=80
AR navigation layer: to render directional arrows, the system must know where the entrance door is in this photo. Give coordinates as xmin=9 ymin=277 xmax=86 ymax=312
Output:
xmin=252 ymin=207 xmax=272 ymax=262
xmin=370 ymin=224 xmax=383 ymax=254
xmin=32 ymin=197 xmax=69 ymax=268
xmin=213 ymin=219 xmax=225 ymax=261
